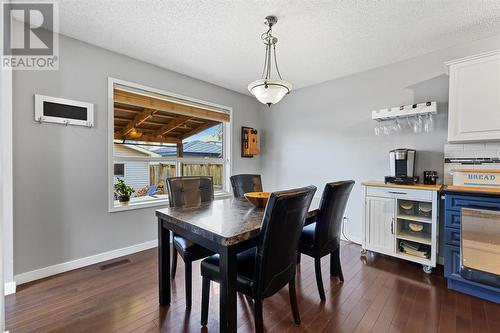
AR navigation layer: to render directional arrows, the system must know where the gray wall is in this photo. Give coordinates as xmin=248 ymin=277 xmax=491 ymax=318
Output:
xmin=2 ymin=68 xmax=13 ymax=288
xmin=260 ymin=34 xmax=500 ymax=244
xmin=13 ymin=35 xmax=263 ymax=275
xmin=0 ymin=66 xmax=6 ymax=333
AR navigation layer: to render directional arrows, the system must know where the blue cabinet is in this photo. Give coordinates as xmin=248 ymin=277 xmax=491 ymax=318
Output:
xmin=443 ymin=193 xmax=500 ymax=304
xmin=443 ymin=228 xmax=460 ymax=247
xmin=445 ymin=194 xmax=500 ymax=211
xmin=444 ymin=210 xmax=461 ymax=229
xmin=443 ymin=244 xmax=460 ymax=278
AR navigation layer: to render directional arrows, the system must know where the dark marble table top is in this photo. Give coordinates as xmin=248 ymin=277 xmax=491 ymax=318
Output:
xmin=156 ymin=197 xmax=320 ymax=246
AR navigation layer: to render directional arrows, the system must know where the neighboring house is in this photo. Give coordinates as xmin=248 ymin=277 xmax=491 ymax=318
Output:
xmin=114 ymin=141 xmax=222 ymax=193
xmin=113 ymin=144 xmax=160 ymax=192
xmin=155 ymin=140 xmax=222 ymax=158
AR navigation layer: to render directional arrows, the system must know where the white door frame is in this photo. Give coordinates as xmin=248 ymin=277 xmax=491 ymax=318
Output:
xmin=1 ymin=66 xmax=14 ymax=297
xmin=1 ymin=15 xmax=15 ymax=332
xmin=0 ymin=55 xmax=14 ymax=333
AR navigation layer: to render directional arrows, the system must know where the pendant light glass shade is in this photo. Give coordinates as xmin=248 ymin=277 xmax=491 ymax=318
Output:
xmin=248 ymin=16 xmax=292 ymax=106
xmin=248 ymin=79 xmax=292 ymax=106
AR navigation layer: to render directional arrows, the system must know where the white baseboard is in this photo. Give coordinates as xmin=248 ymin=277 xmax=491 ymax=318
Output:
xmin=15 ymin=239 xmax=158 ymax=286
xmin=4 ymin=281 xmax=16 ymax=295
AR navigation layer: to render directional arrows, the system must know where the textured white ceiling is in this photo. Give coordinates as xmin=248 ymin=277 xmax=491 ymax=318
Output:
xmin=56 ymin=0 xmax=500 ymax=94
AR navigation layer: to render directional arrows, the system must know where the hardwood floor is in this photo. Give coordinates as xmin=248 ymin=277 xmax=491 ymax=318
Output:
xmin=5 ymin=241 xmax=500 ymax=333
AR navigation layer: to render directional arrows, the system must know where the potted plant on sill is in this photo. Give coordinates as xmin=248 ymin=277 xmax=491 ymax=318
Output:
xmin=114 ymin=179 xmax=135 ymax=206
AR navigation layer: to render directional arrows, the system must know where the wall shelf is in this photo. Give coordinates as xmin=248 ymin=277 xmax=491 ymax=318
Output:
xmin=372 ymin=101 xmax=437 ymax=121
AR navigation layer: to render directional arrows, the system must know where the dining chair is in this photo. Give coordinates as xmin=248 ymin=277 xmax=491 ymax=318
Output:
xmin=200 ymin=185 xmax=317 ymax=332
xmin=229 ymin=174 xmax=263 ymax=198
xmin=297 ymin=180 xmax=355 ymax=301
xmin=166 ymin=176 xmax=215 ymax=308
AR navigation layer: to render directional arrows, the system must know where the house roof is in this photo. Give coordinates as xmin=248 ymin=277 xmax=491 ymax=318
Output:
xmin=155 ymin=140 xmax=222 ymax=157
xmin=113 ymin=143 xmax=161 ymax=157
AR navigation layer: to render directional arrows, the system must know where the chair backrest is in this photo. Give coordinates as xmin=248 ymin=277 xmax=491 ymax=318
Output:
xmin=230 ymin=174 xmax=263 ymax=198
xmin=254 ymin=185 xmax=317 ymax=298
xmin=314 ymin=181 xmax=355 ymax=255
xmin=166 ymin=176 xmax=214 ymax=208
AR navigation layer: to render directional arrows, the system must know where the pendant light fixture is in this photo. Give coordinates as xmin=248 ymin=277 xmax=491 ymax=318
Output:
xmin=248 ymin=16 xmax=292 ymax=106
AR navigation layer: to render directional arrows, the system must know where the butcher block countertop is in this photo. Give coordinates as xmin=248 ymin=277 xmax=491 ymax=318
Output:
xmin=362 ymin=181 xmax=442 ymax=191
xmin=451 ymin=169 xmax=500 ymax=173
xmin=443 ymin=185 xmax=500 ymax=196
xmin=362 ymin=181 xmax=500 ymax=196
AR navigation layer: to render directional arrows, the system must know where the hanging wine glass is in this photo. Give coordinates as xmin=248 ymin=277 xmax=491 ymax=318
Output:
xmin=374 ymin=121 xmax=381 ymax=136
xmin=413 ymin=115 xmax=423 ymax=133
xmin=392 ymin=119 xmax=402 ymax=133
xmin=424 ymin=113 xmax=434 ymax=132
xmin=406 ymin=117 xmax=412 ymax=130
xmin=383 ymin=121 xmax=391 ymax=135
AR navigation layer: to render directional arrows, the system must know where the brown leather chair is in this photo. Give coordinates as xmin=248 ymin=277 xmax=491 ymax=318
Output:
xmin=166 ymin=176 xmax=215 ymax=308
xmin=298 ymin=180 xmax=355 ymax=301
xmin=200 ymin=185 xmax=317 ymax=332
xmin=230 ymin=174 xmax=263 ymax=198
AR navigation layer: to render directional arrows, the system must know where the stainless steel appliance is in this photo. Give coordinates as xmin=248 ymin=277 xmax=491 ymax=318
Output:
xmin=460 ymin=208 xmax=500 ymax=288
xmin=385 ymin=148 xmax=418 ymax=184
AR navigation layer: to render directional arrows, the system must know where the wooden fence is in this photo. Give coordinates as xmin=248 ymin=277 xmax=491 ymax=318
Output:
xmin=149 ymin=163 xmax=223 ymax=192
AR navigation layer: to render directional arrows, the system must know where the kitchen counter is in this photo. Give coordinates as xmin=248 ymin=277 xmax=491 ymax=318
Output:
xmin=443 ymin=185 xmax=500 ymax=197
xmin=362 ymin=180 xmax=440 ymax=271
xmin=362 ymin=181 xmax=442 ymax=191
xmin=363 ymin=182 xmax=500 ymax=195
xmin=442 ymin=188 xmax=500 ymax=304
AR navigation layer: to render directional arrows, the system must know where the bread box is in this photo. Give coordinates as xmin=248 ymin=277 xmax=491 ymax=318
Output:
xmin=452 ymin=169 xmax=500 ymax=187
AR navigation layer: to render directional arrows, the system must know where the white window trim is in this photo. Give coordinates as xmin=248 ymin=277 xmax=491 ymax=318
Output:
xmin=108 ymin=77 xmax=233 ymax=213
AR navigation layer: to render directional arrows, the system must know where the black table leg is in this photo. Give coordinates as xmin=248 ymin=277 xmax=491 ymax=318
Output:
xmin=158 ymin=219 xmax=171 ymax=306
xmin=219 ymin=245 xmax=237 ymax=333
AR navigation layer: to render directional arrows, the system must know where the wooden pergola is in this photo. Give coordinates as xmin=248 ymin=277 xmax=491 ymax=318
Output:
xmin=113 ymin=89 xmax=228 ymax=154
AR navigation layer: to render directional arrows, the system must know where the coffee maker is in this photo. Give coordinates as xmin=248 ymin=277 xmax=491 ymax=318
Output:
xmin=385 ymin=148 xmax=419 ymax=185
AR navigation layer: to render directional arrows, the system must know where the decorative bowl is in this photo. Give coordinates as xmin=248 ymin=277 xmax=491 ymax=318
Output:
xmin=399 ymin=201 xmax=414 ymax=214
xmin=409 ymin=222 xmax=424 ymax=232
xmin=244 ymin=192 xmax=270 ymax=208
xmin=418 ymin=202 xmax=432 ymax=214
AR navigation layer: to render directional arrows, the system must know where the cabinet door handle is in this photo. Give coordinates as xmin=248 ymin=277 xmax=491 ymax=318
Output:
xmin=388 ymin=191 xmax=407 ymax=195
xmin=391 ymin=218 xmax=394 ymax=234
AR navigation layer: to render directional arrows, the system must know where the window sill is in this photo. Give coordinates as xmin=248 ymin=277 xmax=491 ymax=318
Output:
xmin=214 ymin=192 xmax=233 ymax=200
xmin=109 ymin=191 xmax=233 ymax=213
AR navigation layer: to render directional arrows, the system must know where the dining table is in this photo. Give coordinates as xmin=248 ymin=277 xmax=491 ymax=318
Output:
xmin=156 ymin=195 xmax=320 ymax=333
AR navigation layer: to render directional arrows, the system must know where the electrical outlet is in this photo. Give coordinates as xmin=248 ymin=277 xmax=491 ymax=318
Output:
xmin=342 ymin=216 xmax=350 ymax=241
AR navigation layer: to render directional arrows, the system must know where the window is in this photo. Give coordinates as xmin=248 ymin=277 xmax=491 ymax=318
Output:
xmin=108 ymin=79 xmax=231 ymax=211
xmin=114 ymin=163 xmax=125 ymax=178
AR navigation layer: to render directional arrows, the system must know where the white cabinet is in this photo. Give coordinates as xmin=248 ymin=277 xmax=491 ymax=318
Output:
xmin=446 ymin=50 xmax=500 ymax=142
xmin=362 ymin=184 xmax=439 ymax=272
xmin=364 ymin=196 xmax=395 ymax=256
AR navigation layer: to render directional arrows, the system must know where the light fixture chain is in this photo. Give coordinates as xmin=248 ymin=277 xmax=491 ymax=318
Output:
xmin=261 ymin=43 xmax=269 ymax=79
xmin=273 ymin=43 xmax=283 ymax=80
xmin=266 ymin=38 xmax=272 ymax=80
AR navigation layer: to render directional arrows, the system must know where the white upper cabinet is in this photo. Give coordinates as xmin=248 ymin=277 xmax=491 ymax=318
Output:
xmin=446 ymin=50 xmax=500 ymax=142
